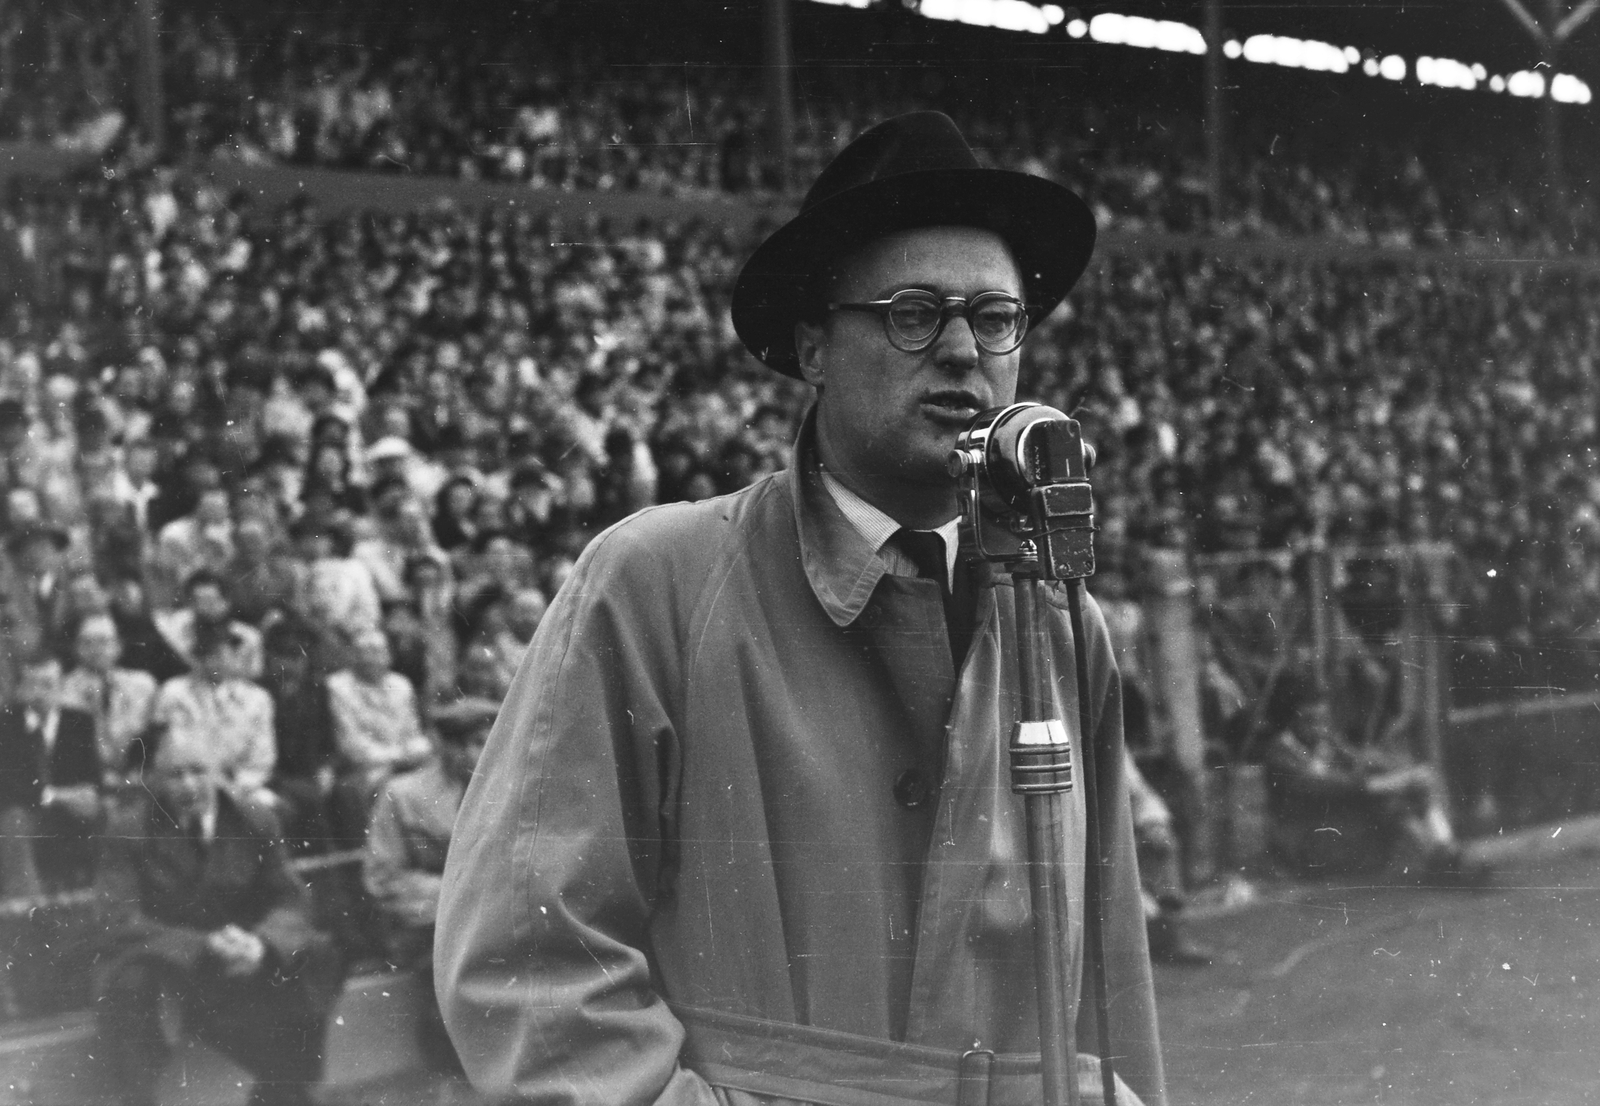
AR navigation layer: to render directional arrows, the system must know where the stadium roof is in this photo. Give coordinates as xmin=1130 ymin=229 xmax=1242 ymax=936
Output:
xmin=1076 ymin=0 xmax=1599 ymax=81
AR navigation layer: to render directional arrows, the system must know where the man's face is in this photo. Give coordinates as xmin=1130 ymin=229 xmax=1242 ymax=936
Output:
xmin=195 ymin=489 xmax=230 ymax=526
xmin=153 ymin=749 xmax=218 ymax=822
xmin=797 ymin=226 xmax=1023 ymax=518
xmin=189 ymin=583 xmax=230 ymax=624
xmin=354 ymin=631 xmax=391 ymax=678
xmin=76 ymin=617 xmax=121 ymax=673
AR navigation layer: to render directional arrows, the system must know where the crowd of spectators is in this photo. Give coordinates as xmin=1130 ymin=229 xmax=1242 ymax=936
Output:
xmin=0 ymin=0 xmax=1592 ymax=251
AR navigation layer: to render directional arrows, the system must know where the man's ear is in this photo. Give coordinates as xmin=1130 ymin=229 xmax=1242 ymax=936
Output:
xmin=795 ymin=321 xmax=827 ymax=389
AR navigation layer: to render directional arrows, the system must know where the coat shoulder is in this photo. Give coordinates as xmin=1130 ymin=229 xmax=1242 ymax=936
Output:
xmin=579 ymin=474 xmax=788 ymax=592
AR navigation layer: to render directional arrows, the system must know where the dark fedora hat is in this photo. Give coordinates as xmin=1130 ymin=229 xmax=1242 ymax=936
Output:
xmin=731 ymin=111 xmax=1095 ymax=379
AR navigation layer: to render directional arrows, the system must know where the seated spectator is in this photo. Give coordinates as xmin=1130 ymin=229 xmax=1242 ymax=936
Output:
xmin=355 ymin=492 xmax=451 ymax=606
xmin=261 ymin=618 xmax=338 ymax=853
xmin=154 ymin=568 xmax=265 ymax=681
xmin=1264 ymin=697 xmax=1482 ymax=884
xmin=0 ymin=654 xmax=100 ymax=897
xmin=227 ymin=515 xmax=302 ymax=627
xmin=1127 ymin=751 xmax=1212 ymax=967
xmin=362 ymin=696 xmax=496 ymax=1070
xmin=492 ymin=585 xmax=546 ymax=677
xmin=326 ymin=627 xmax=431 ymax=839
xmin=301 ymin=439 xmax=369 ymax=518
xmin=106 ymin=575 xmax=189 ymax=684
xmin=153 ymin=484 xmax=235 ymax=607
xmin=451 ymin=636 xmax=511 ymax=704
xmin=293 ymin=513 xmax=381 ymax=652
xmin=431 ymin=474 xmax=480 ymax=554
xmin=1 ymin=520 xmax=71 ymax=694
xmin=151 ymin=624 xmax=277 ymax=802
xmin=93 ymin=742 xmax=342 ymax=1106
xmin=58 ymin=614 xmax=159 ymax=793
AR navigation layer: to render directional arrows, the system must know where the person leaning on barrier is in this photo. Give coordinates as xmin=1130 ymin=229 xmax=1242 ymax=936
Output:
xmin=93 ymin=741 xmax=343 ymax=1106
xmin=437 ymin=112 xmax=1164 ymax=1106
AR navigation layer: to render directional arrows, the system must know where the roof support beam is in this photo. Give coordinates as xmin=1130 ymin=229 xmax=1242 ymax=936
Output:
xmin=1495 ymin=0 xmax=1550 ymax=43
xmin=1554 ymin=0 xmax=1600 ymax=41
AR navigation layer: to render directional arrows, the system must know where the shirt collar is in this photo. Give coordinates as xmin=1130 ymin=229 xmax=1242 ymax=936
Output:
xmin=818 ymin=470 xmax=959 ymax=590
xmin=789 ymin=407 xmax=961 ymax=628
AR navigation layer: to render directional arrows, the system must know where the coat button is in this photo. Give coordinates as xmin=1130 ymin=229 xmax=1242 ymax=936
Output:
xmin=893 ymin=768 xmax=931 ymax=809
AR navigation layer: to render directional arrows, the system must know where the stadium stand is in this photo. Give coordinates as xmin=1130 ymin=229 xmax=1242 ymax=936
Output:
xmin=0 ymin=0 xmax=1596 ymax=1094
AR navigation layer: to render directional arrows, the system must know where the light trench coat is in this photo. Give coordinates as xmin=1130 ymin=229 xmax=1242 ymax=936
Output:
xmin=437 ymin=423 xmax=1166 ymax=1106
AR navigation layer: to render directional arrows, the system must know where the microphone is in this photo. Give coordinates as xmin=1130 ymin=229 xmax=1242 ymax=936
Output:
xmin=947 ymin=403 xmax=1096 ymax=580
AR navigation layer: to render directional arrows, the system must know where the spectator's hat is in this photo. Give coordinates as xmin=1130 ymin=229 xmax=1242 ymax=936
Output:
xmin=434 ymin=697 xmax=501 ymax=744
xmin=5 ymin=520 xmax=69 ymax=555
xmin=732 ymin=111 xmax=1095 ymax=378
xmin=366 ymin=436 xmax=414 ymax=463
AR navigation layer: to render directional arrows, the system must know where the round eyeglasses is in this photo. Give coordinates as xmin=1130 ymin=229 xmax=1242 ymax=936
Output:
xmin=828 ymin=289 xmax=1030 ymax=355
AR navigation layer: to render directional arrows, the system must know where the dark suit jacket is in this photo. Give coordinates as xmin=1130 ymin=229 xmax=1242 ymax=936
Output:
xmin=95 ymin=789 xmax=339 ymax=1005
xmin=0 ymin=704 xmax=98 ymax=811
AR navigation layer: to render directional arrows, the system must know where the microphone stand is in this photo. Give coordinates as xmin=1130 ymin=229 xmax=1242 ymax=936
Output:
xmin=1007 ymin=551 xmax=1081 ymax=1106
xmin=951 ymin=403 xmax=1115 ymax=1106
xmin=1009 ymin=553 xmax=1116 ymax=1106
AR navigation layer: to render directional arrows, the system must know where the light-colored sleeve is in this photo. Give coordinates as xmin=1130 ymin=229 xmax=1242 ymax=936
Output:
xmin=231 ymin=687 xmax=277 ymax=793
xmin=327 ymin=672 xmax=394 ymax=768
xmin=436 ymin=525 xmax=719 ymax=1106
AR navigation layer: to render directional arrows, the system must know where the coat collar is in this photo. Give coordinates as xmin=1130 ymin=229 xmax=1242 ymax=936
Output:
xmin=787 ymin=408 xmax=896 ymax=629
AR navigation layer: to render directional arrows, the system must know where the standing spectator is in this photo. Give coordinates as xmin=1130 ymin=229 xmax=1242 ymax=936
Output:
xmin=151 ymin=625 xmax=277 ymax=801
xmin=93 ymin=743 xmax=342 ymax=1106
xmin=362 ymin=696 xmax=495 ymax=1070
xmin=261 ymin=618 xmax=338 ymax=852
xmin=0 ymin=654 xmax=99 ymax=897
xmin=58 ymin=613 xmax=158 ymax=793
xmin=326 ymin=626 xmax=430 ymax=838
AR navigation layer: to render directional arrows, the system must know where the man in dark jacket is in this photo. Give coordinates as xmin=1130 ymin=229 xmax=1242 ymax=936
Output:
xmin=93 ymin=742 xmax=342 ymax=1106
xmin=0 ymin=653 xmax=99 ymax=896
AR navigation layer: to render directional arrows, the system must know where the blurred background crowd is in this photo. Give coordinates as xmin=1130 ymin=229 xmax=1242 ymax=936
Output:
xmin=0 ymin=0 xmax=1592 ymax=1033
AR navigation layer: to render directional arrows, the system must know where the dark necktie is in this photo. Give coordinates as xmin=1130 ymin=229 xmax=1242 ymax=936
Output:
xmin=892 ymin=529 xmax=978 ymax=667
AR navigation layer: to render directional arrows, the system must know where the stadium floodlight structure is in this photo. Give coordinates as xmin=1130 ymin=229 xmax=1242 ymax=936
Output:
xmin=1490 ymin=0 xmax=1600 ymax=209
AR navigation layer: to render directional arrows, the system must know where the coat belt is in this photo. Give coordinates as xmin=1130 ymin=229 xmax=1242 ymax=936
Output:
xmin=672 ymin=1002 xmax=1144 ymax=1106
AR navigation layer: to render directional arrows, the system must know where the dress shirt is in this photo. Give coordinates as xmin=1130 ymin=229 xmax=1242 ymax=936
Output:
xmin=818 ymin=470 xmax=959 ymax=589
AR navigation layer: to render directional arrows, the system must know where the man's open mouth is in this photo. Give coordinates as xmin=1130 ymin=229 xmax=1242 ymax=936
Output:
xmin=920 ymin=391 xmax=984 ymax=421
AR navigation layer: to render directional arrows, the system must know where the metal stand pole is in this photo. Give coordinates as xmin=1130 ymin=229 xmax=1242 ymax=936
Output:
xmin=1010 ymin=569 xmax=1080 ymax=1106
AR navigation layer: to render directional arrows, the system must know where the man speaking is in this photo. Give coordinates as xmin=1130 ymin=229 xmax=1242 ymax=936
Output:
xmin=437 ymin=112 xmax=1165 ymax=1106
